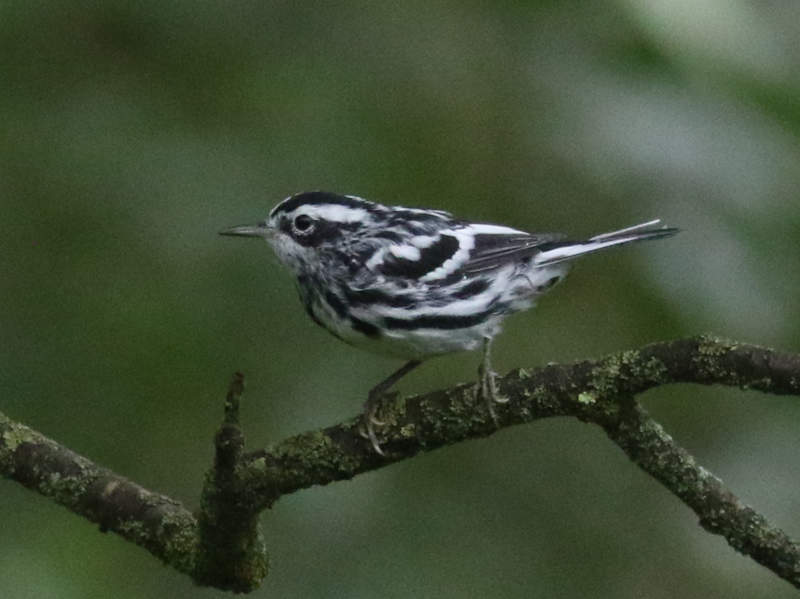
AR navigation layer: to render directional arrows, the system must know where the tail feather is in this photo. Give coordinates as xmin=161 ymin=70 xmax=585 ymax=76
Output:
xmin=534 ymin=219 xmax=679 ymax=267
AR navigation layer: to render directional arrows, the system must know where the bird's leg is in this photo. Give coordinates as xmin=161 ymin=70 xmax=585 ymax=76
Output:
xmin=362 ymin=359 xmax=422 ymax=455
xmin=477 ymin=336 xmax=507 ymax=424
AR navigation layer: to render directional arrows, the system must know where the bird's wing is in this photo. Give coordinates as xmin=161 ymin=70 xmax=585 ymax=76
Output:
xmin=460 ymin=226 xmax=565 ymax=275
xmin=358 ymin=219 xmax=676 ymax=288
xmin=364 ymin=222 xmax=563 ymax=284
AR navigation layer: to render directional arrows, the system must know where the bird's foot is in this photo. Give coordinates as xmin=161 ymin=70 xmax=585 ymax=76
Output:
xmin=359 ymin=391 xmax=389 ymax=456
xmin=357 ymin=360 xmax=422 ymax=456
xmin=476 ymin=361 xmax=508 ymax=426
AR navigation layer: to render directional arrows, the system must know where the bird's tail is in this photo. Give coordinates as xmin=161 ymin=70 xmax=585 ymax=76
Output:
xmin=533 ymin=219 xmax=679 ymax=267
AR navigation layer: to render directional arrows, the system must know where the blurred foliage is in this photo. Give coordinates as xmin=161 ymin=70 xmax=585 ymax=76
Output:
xmin=2 ymin=1 xmax=800 ymax=597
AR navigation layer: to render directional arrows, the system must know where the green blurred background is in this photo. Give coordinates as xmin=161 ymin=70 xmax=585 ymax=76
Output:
xmin=2 ymin=1 xmax=800 ymax=597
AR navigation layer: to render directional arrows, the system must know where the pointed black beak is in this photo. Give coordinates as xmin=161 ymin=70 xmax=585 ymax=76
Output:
xmin=219 ymin=224 xmax=267 ymax=238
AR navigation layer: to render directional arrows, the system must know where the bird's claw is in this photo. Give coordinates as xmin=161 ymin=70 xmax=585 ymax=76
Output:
xmin=477 ymin=367 xmax=506 ymax=425
xmin=475 ymin=371 xmax=508 ymax=426
xmin=477 ymin=337 xmax=507 ymax=424
xmin=362 ymin=393 xmax=388 ymax=455
xmin=360 ymin=360 xmax=422 ymax=456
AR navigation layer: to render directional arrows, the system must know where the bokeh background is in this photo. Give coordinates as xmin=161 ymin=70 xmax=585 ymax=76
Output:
xmin=2 ymin=1 xmax=800 ymax=597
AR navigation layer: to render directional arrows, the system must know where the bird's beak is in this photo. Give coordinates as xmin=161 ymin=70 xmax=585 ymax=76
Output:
xmin=219 ymin=223 xmax=268 ymax=238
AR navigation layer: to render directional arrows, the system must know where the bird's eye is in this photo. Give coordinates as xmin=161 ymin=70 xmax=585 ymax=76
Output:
xmin=293 ymin=214 xmax=314 ymax=233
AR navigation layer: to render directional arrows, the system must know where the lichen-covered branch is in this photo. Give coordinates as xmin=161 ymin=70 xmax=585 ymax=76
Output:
xmin=238 ymin=335 xmax=800 ymax=588
xmin=195 ymin=372 xmax=268 ymax=592
xmin=0 ymin=411 xmax=199 ymax=575
xmin=0 ymin=374 xmax=271 ymax=592
xmin=2 ymin=335 xmax=800 ymax=592
xmin=240 ymin=335 xmax=800 ymax=501
xmin=603 ymin=401 xmax=800 ymax=585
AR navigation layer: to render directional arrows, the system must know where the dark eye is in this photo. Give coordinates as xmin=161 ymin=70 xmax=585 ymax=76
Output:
xmin=293 ymin=214 xmax=314 ymax=233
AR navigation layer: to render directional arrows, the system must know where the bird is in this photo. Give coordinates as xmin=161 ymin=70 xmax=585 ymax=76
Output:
xmin=220 ymin=191 xmax=678 ymax=454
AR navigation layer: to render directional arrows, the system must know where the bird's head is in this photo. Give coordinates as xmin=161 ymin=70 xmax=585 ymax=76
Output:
xmin=219 ymin=191 xmax=377 ymax=274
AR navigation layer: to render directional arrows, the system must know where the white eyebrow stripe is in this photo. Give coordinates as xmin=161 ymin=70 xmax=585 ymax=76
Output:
xmin=286 ymin=205 xmax=371 ymax=223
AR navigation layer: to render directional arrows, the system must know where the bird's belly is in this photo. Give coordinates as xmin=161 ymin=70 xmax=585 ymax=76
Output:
xmin=353 ymin=318 xmax=502 ymax=360
xmin=307 ymin=293 xmax=502 ymax=360
xmin=304 ymin=262 xmax=569 ymax=360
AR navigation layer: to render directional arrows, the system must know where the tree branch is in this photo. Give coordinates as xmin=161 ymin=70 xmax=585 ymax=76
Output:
xmin=239 ymin=335 xmax=800 ymax=500
xmin=2 ymin=335 xmax=799 ymax=591
xmin=0 ymin=411 xmax=199 ymax=575
xmin=195 ymin=372 xmax=268 ymax=592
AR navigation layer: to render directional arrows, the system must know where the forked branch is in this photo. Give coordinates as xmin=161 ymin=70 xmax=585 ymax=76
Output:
xmin=1 ymin=335 xmax=799 ymax=591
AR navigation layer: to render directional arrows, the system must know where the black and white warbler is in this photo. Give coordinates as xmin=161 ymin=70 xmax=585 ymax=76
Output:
xmin=221 ymin=191 xmax=678 ymax=454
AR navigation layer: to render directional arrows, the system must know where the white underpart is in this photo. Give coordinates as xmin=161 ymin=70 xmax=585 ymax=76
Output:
xmin=354 ymin=261 xmax=555 ymax=323
xmin=351 ymin=282 xmax=494 ymax=320
xmin=349 ymin=264 xmax=568 ymax=359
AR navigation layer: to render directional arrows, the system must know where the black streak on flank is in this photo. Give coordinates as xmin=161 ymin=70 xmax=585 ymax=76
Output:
xmin=537 ymin=276 xmax=561 ymax=292
xmin=373 ymin=230 xmax=404 ymax=243
xmin=304 ymin=302 xmax=324 ymax=327
xmin=384 ymin=308 xmax=497 ymax=331
xmin=452 ymin=278 xmax=490 ymax=299
xmin=325 ymin=289 xmax=381 ymax=338
xmin=352 ymin=317 xmax=381 ymax=338
xmin=301 ymin=297 xmax=344 ymax=340
xmin=343 ymin=287 xmax=417 ymax=308
xmin=324 ymin=291 xmax=349 ymax=320
xmin=380 ymin=234 xmax=460 ymax=279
